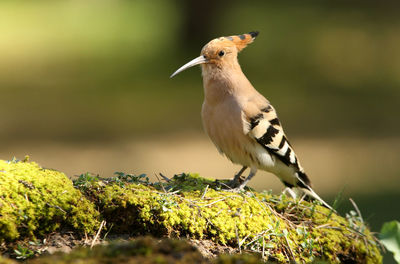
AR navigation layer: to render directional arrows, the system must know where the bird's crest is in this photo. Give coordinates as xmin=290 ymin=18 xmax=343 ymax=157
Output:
xmin=218 ymin=31 xmax=259 ymax=52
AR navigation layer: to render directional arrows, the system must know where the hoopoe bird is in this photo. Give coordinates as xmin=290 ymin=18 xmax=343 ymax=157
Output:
xmin=171 ymin=32 xmax=332 ymax=210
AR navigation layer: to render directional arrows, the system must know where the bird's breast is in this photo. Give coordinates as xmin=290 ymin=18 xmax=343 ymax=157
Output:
xmin=201 ymin=99 xmax=257 ymax=166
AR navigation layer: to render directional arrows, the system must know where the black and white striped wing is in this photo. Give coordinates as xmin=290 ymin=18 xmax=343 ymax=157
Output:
xmin=248 ymin=105 xmax=301 ymax=171
xmin=247 ymin=105 xmax=334 ymax=210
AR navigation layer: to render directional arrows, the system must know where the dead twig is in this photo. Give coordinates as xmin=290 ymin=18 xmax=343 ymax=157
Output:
xmin=262 ymin=236 xmax=265 ymax=259
xmin=201 ymin=185 xmax=209 ymax=199
xmin=46 ymin=203 xmax=67 ymax=214
xmin=91 ymin=220 xmax=106 ymax=249
xmin=349 ymin=198 xmax=364 ymax=224
xmin=235 ymin=222 xmax=241 ymax=254
xmin=283 ymin=235 xmax=295 ymax=263
xmin=84 ymin=232 xmax=89 ymax=245
xmin=244 ymin=230 xmax=268 ymax=247
xmin=315 ymin=224 xmax=342 ymax=231
xmin=239 ymin=233 xmax=251 ymax=247
xmin=103 ymin=223 xmax=113 ymax=240
xmin=202 ymin=198 xmax=227 ymax=207
xmin=217 ymin=180 xmax=233 ymax=190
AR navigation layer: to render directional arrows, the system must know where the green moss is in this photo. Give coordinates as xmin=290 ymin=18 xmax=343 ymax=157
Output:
xmin=0 ymin=158 xmax=100 ymax=241
xmin=76 ymin=172 xmax=382 ymax=263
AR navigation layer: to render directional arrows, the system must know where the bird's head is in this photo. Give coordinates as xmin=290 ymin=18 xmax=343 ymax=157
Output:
xmin=170 ymin=31 xmax=259 ymax=78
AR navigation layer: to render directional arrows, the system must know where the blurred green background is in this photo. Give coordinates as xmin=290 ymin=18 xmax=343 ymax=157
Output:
xmin=1 ymin=1 xmax=399 ymax=262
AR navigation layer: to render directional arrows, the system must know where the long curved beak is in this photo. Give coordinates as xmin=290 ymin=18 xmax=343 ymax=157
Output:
xmin=170 ymin=55 xmax=207 ymax=78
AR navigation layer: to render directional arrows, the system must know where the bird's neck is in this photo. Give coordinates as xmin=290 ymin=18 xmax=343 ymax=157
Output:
xmin=201 ymin=63 xmax=253 ymax=105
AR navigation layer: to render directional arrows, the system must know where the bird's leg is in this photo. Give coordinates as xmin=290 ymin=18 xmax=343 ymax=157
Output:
xmin=231 ymin=168 xmax=257 ymax=191
xmin=228 ymin=166 xmax=247 ymax=187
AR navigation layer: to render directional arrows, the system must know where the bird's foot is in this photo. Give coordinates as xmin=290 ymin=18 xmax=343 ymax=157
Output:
xmin=224 ymin=166 xmax=248 ymax=188
xmin=226 ymin=179 xmax=240 ymax=188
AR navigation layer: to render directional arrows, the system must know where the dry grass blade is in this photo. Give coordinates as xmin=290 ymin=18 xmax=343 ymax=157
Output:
xmin=235 ymin=222 xmax=241 ymax=254
xmin=349 ymin=198 xmax=364 ymax=224
xmin=201 ymin=185 xmax=209 ymax=199
xmin=91 ymin=220 xmax=106 ymax=249
xmin=283 ymin=235 xmax=295 ymax=263
xmin=262 ymin=236 xmax=265 ymax=258
xmin=201 ymin=195 xmax=239 ymax=207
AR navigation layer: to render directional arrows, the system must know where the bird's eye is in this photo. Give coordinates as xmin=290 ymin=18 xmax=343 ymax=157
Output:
xmin=218 ymin=50 xmax=225 ymax=57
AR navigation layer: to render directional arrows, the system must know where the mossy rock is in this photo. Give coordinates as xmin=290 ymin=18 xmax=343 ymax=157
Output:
xmin=0 ymin=158 xmax=100 ymax=242
xmin=76 ymin=172 xmax=382 ymax=263
xmin=0 ymin=158 xmax=383 ymax=263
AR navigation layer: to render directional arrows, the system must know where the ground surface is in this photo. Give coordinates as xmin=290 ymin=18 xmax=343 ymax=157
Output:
xmin=0 ymin=160 xmax=383 ymax=263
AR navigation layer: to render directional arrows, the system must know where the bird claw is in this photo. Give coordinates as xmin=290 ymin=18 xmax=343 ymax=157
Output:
xmin=223 ymin=180 xmax=248 ymax=192
xmin=226 ymin=179 xmax=240 ymax=188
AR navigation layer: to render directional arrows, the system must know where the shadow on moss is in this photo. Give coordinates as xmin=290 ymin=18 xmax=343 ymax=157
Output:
xmin=29 ymin=237 xmax=207 ymax=264
xmin=24 ymin=236 xmax=269 ymax=264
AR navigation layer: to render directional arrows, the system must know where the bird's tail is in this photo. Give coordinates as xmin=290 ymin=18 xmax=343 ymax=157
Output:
xmin=295 ymin=172 xmax=336 ymax=213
